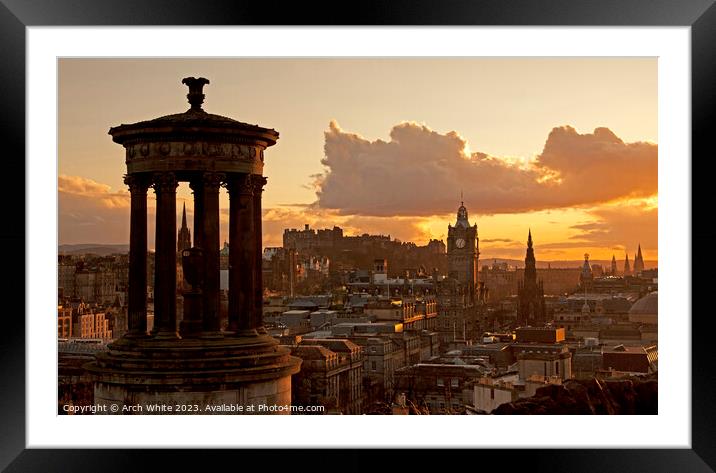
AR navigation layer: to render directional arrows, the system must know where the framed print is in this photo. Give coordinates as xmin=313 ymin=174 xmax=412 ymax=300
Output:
xmin=2 ymin=0 xmax=715 ymax=471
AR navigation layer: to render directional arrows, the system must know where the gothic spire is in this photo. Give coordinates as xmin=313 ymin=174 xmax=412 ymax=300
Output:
xmin=634 ymin=243 xmax=645 ymax=273
xmin=524 ymin=230 xmax=536 ymax=276
xmin=177 ymin=202 xmax=191 ymax=253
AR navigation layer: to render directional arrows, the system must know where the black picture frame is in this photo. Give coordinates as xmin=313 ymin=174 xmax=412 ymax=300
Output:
xmin=2 ymin=0 xmax=713 ymax=471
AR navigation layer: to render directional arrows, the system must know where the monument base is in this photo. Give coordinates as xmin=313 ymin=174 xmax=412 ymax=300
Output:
xmin=84 ymin=334 xmax=301 ymax=415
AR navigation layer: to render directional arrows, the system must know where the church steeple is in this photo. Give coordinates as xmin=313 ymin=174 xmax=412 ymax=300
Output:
xmin=624 ymin=252 xmax=631 ymax=276
xmin=611 ymin=254 xmax=617 ymax=275
xmin=634 ymin=243 xmax=645 ymax=273
xmin=177 ymin=202 xmax=191 ymax=253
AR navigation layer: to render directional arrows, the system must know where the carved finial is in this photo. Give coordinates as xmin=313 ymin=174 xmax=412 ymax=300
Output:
xmin=181 ymin=77 xmax=210 ymax=111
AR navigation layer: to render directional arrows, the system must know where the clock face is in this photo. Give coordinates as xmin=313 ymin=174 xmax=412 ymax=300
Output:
xmin=455 ymin=238 xmax=466 ymax=249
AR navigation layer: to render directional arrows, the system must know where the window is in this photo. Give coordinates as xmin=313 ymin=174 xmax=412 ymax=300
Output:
xmin=437 ymin=378 xmax=444 ymax=387
xmin=371 ymin=361 xmax=377 ymax=371
xmin=451 ymin=378 xmax=459 ymax=388
xmin=490 ymin=388 xmax=495 ymax=400
xmin=556 ymin=361 xmax=560 ymax=375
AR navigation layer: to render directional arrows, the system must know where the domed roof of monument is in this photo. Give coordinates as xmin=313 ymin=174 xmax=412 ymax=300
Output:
xmin=629 ymin=292 xmax=658 ymax=315
xmin=108 ymin=77 xmax=279 ymax=144
xmin=123 ymin=105 xmax=276 ymax=131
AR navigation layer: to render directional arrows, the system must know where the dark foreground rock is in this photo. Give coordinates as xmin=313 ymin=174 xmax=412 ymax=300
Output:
xmin=492 ymin=373 xmax=657 ymax=415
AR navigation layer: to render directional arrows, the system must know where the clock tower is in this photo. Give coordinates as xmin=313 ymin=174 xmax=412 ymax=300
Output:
xmin=447 ymin=200 xmax=479 ymax=304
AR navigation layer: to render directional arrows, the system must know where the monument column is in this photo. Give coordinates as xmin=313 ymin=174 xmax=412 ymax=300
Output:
xmin=152 ymin=172 xmax=179 ymax=340
xmin=200 ymin=171 xmax=224 ymax=336
xmin=190 ymin=178 xmax=205 ymax=250
xmin=124 ymin=174 xmax=149 ymax=337
xmin=252 ymin=175 xmax=268 ymax=332
xmin=225 ymin=173 xmax=256 ymax=335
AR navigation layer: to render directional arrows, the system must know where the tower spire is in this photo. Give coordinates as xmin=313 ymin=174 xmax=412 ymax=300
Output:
xmin=634 ymin=243 xmax=645 ymax=273
xmin=518 ymin=229 xmax=545 ymax=324
xmin=177 ymin=202 xmax=191 ymax=253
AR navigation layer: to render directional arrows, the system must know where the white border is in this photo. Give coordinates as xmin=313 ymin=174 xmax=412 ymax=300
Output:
xmin=27 ymin=27 xmax=690 ymax=448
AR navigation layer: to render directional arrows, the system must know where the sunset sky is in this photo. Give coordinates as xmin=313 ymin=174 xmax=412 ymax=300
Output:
xmin=58 ymin=58 xmax=657 ymax=262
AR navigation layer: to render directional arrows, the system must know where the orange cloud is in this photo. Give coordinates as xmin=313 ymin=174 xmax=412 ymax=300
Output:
xmin=568 ymin=199 xmax=658 ymax=256
xmin=59 ymin=175 xmax=129 ymax=209
xmin=315 ymin=122 xmax=657 ymax=216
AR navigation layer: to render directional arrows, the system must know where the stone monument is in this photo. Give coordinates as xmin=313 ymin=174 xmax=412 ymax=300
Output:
xmin=85 ymin=77 xmax=301 ymax=414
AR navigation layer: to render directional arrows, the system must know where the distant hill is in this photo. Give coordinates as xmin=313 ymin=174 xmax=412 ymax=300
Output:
xmin=480 ymin=257 xmax=657 ymax=270
xmin=59 ymin=244 xmax=129 ymax=255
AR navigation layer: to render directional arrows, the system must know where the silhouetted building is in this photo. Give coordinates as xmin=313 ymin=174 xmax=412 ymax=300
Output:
xmin=517 ymin=231 xmax=546 ymax=324
xmin=447 ymin=200 xmax=479 ymax=304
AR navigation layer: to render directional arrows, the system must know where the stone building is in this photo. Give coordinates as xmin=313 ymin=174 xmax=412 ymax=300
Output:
xmin=512 ymin=327 xmax=572 ymax=381
xmin=446 ymin=200 xmax=479 ymax=304
xmin=59 ymin=300 xmax=113 ymax=339
xmin=296 ymin=338 xmax=363 ymax=414
xmin=394 ymin=355 xmax=491 ymax=414
xmin=288 ymin=338 xmax=363 ymax=414
xmin=58 ymin=304 xmax=73 ymax=338
xmin=354 ymin=336 xmax=399 ymax=404
xmin=436 ymin=276 xmax=478 ymax=346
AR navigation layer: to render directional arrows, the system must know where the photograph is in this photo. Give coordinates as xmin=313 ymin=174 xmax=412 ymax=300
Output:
xmin=4 ymin=1 xmax=712 ymax=468
xmin=56 ymin=57 xmax=658 ymax=416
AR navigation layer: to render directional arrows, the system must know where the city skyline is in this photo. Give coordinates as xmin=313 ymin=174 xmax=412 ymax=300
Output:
xmin=59 ymin=58 xmax=657 ymax=261
xmin=57 ymin=66 xmax=660 ymax=419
